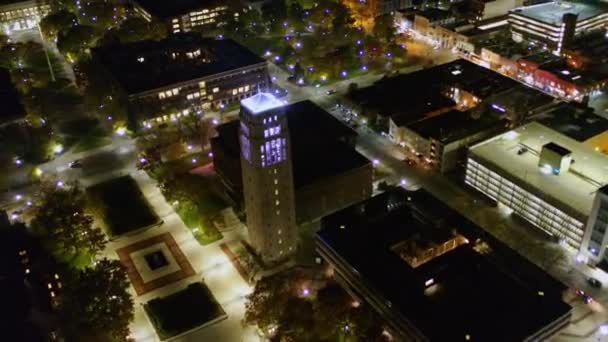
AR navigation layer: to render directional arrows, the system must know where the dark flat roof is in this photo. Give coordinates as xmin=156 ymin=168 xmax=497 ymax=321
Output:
xmin=0 ymin=68 xmax=26 ymax=125
xmin=544 ymin=142 xmax=571 ymax=156
xmin=533 ymin=103 xmax=608 ymax=142
xmin=93 ymin=33 xmax=264 ymax=95
xmin=213 ymin=100 xmax=368 ymax=188
xmin=318 ymin=188 xmax=571 ymax=342
xmin=348 ymin=59 xmax=517 ymax=122
xmin=407 ymin=109 xmax=507 ymax=144
xmin=134 ymin=0 xmax=224 ymax=19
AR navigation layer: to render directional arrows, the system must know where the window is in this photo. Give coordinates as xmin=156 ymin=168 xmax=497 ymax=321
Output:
xmin=213 ymin=87 xmax=219 ymax=93
xmin=275 ymin=200 xmax=280 ymax=206
xmin=232 ymin=89 xmax=238 ymax=95
xmin=245 ymin=85 xmax=250 ymax=92
xmin=172 ymin=88 xmax=179 ymax=96
xmin=158 ymin=92 xmax=166 ymax=99
xmin=137 ymin=56 xmax=145 ymax=62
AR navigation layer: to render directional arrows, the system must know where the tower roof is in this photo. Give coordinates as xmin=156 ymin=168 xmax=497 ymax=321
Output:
xmin=241 ymin=93 xmax=285 ymax=115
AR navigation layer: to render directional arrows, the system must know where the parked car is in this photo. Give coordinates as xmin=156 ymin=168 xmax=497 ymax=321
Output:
xmin=326 ymin=89 xmax=337 ymax=95
xmin=69 ymin=160 xmax=82 ymax=168
xmin=588 ymin=277 xmax=602 ymax=288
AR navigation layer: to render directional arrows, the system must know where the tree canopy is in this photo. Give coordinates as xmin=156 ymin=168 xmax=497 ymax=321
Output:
xmin=57 ymin=258 xmax=134 ymax=341
xmin=30 ymin=183 xmax=106 ymax=262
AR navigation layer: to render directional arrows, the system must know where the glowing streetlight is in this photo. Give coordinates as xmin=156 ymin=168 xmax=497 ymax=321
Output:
xmin=15 ymin=158 xmax=22 ymax=166
xmin=372 ymin=159 xmax=380 ymax=166
xmin=56 ymin=181 xmax=64 ymax=188
xmin=15 ymin=194 xmax=22 ymax=201
xmin=53 ymin=144 xmax=63 ymax=154
xmin=115 ymin=127 xmax=126 ymax=136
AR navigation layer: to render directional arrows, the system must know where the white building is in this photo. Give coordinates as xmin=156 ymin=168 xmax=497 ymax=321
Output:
xmin=466 ymin=121 xmax=608 ymax=263
xmin=0 ymin=0 xmax=50 ymax=33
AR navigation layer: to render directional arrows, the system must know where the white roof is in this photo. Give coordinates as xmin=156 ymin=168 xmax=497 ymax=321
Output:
xmin=469 ymin=121 xmax=608 ymax=218
xmin=241 ymin=92 xmax=284 ymax=114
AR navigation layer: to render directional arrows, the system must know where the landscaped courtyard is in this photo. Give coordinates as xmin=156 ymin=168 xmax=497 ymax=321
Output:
xmin=144 ymin=282 xmax=226 ymax=340
xmin=147 ymin=155 xmax=227 ymax=245
xmin=87 ymin=175 xmax=159 ymax=236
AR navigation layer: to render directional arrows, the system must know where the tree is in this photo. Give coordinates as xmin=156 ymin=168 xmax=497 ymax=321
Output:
xmin=115 ymin=17 xmax=166 ymax=43
xmin=57 ymin=258 xmax=134 ymax=341
xmin=30 ymin=184 xmax=106 ymax=261
xmin=244 ymin=272 xmax=294 ymax=333
xmin=331 ymin=2 xmax=354 ymax=37
xmin=40 ymin=10 xmax=77 ymax=41
xmin=57 ymin=24 xmax=97 ymax=57
xmin=261 ymin=0 xmax=287 ymax=32
xmin=373 ymin=14 xmax=396 ymax=42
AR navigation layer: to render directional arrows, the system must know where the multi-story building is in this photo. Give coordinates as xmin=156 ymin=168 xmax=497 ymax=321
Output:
xmin=467 ymin=0 xmax=524 ymax=21
xmin=239 ymin=93 xmax=298 ymax=264
xmin=212 ymin=99 xmax=373 ymax=225
xmin=348 ymin=59 xmax=523 ymax=172
xmin=466 ymin=121 xmax=608 ymax=263
xmin=316 ymin=188 xmax=572 ymax=341
xmin=92 ymin=33 xmax=269 ymax=128
xmin=0 ymin=0 xmax=50 ymax=33
xmin=508 ymin=1 xmax=608 ymax=52
xmin=130 ymin=0 xmax=238 ymax=34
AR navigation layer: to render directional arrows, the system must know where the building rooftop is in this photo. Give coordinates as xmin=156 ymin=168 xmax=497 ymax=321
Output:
xmin=241 ymin=92 xmax=284 ymax=114
xmin=92 ymin=33 xmax=265 ymax=95
xmin=407 ymin=109 xmax=507 ymax=144
xmin=511 ymin=1 xmax=608 ymax=26
xmin=212 ymin=100 xmax=368 ymax=188
xmin=134 ymin=0 xmax=225 ymax=19
xmin=533 ymin=103 xmax=608 ymax=142
xmin=469 ymin=121 xmax=608 ymax=220
xmin=348 ymin=59 xmax=517 ymax=123
xmin=0 ymin=68 xmax=26 ymax=126
xmin=417 ymin=8 xmax=454 ymax=21
xmin=318 ymin=188 xmax=571 ymax=342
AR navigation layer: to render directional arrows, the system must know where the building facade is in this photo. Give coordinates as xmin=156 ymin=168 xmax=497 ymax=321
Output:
xmin=465 ymin=122 xmax=608 ymax=263
xmin=92 ymin=34 xmax=269 ymax=128
xmin=239 ymin=93 xmax=298 ymax=264
xmin=131 ymin=0 xmax=235 ymax=34
xmin=0 ymin=0 xmax=50 ymax=33
xmin=508 ymin=2 xmax=608 ymax=52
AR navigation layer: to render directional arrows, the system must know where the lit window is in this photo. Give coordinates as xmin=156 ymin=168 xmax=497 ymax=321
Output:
xmin=172 ymin=88 xmax=179 ymax=96
xmin=165 ymin=90 xmax=172 ymax=97
xmin=275 ymin=189 xmax=279 ymax=195
xmin=213 ymin=87 xmax=219 ymax=93
xmin=159 ymin=92 xmax=166 ymax=99
xmin=274 ymin=179 xmax=278 ymax=184
xmin=245 ymin=85 xmax=250 ymax=92
xmin=137 ymin=56 xmax=145 ymax=62
xmin=276 ymin=200 xmax=280 ymax=206
xmin=233 ymin=89 xmax=238 ymax=95
xmin=239 ymin=87 xmax=244 ymax=93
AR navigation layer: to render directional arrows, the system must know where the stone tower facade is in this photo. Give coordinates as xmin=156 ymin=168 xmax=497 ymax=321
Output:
xmin=239 ymin=93 xmax=297 ymax=264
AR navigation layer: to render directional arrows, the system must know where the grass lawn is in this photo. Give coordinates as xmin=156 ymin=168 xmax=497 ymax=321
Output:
xmin=60 ymin=118 xmax=111 ymax=153
xmin=86 ymin=176 xmax=159 ymax=236
xmin=145 ymin=282 xmax=225 ymax=340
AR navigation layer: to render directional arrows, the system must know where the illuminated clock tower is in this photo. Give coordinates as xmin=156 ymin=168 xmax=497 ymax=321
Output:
xmin=239 ymin=93 xmax=297 ymax=264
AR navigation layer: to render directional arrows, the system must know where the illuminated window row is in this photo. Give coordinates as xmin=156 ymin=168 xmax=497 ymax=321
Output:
xmin=466 ymin=158 xmax=585 ymax=248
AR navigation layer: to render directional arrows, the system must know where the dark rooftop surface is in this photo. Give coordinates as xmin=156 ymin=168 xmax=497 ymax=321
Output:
xmin=544 ymin=142 xmax=572 ymax=156
xmin=134 ymin=0 xmax=224 ymax=19
xmin=93 ymin=33 xmax=264 ymax=94
xmin=213 ymin=100 xmax=368 ymax=188
xmin=348 ymin=59 xmax=517 ymax=122
xmin=417 ymin=8 xmax=453 ymax=21
xmin=318 ymin=188 xmax=571 ymax=342
xmin=533 ymin=103 xmax=608 ymax=142
xmin=407 ymin=109 xmax=507 ymax=143
xmin=0 ymin=68 xmax=26 ymax=125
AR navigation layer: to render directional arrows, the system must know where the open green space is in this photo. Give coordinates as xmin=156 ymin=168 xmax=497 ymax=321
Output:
xmin=60 ymin=117 xmax=111 ymax=153
xmin=144 ymin=282 xmax=225 ymax=340
xmin=148 ymin=154 xmax=226 ymax=245
xmin=86 ymin=175 xmax=159 ymax=236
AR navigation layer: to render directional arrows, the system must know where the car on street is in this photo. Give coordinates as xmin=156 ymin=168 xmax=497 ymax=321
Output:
xmin=588 ymin=277 xmax=602 ymax=288
xmin=326 ymin=89 xmax=337 ymax=95
xmin=69 ymin=160 xmax=82 ymax=168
